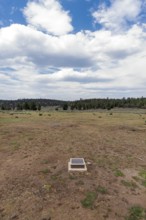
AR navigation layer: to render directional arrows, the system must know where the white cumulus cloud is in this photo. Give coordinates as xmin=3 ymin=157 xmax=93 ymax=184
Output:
xmin=23 ymin=0 xmax=73 ymax=35
xmin=92 ymin=0 xmax=143 ymax=31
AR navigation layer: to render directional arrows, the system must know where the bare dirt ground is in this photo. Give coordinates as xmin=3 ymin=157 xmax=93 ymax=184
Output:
xmin=0 ymin=110 xmax=146 ymax=220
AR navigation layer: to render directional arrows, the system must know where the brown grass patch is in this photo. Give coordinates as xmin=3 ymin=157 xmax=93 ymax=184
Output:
xmin=0 ymin=110 xmax=146 ymax=220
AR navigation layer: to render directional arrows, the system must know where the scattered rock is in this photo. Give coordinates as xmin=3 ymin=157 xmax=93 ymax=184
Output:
xmin=9 ymin=213 xmax=18 ymax=219
xmin=0 ymin=207 xmax=4 ymax=212
xmin=41 ymin=212 xmax=51 ymax=220
xmin=41 ymin=216 xmax=51 ymax=220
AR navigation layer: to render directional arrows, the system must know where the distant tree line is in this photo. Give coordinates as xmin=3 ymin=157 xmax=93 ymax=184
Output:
xmin=16 ymin=102 xmax=41 ymax=111
xmin=0 ymin=101 xmax=41 ymax=111
xmin=0 ymin=99 xmax=66 ymax=111
xmin=69 ymin=97 xmax=146 ymax=110
xmin=0 ymin=97 xmax=146 ymax=111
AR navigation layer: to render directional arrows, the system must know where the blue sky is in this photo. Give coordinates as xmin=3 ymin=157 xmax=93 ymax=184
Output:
xmin=60 ymin=0 xmax=101 ymax=32
xmin=0 ymin=0 xmax=101 ymax=31
xmin=0 ymin=0 xmax=26 ymax=26
xmin=0 ymin=0 xmax=146 ymax=100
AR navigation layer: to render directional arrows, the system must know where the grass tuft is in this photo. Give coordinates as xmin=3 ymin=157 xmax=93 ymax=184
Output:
xmin=75 ymin=180 xmax=84 ymax=186
xmin=132 ymin=176 xmax=140 ymax=182
xmin=40 ymin=168 xmax=50 ymax=174
xmin=96 ymin=185 xmax=108 ymax=194
xmin=43 ymin=184 xmax=52 ymax=192
xmin=121 ymin=180 xmax=137 ymax=189
xmin=114 ymin=169 xmax=124 ymax=177
xmin=139 ymin=170 xmax=146 ymax=180
xmin=51 ymin=175 xmax=58 ymax=180
xmin=142 ymin=180 xmax=146 ymax=187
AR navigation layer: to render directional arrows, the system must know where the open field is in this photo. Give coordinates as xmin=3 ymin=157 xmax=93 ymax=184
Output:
xmin=0 ymin=110 xmax=146 ymax=220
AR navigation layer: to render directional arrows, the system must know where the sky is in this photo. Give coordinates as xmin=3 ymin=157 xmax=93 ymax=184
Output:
xmin=0 ymin=0 xmax=146 ymax=100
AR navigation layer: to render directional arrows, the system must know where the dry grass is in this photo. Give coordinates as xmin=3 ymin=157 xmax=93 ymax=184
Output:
xmin=0 ymin=110 xmax=146 ymax=220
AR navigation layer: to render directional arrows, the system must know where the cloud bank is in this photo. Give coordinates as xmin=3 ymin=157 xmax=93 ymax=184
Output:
xmin=0 ymin=0 xmax=146 ymax=100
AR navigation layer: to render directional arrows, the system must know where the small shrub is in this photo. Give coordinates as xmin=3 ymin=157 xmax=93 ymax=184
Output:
xmin=39 ymin=113 xmax=42 ymax=116
xmin=81 ymin=191 xmax=97 ymax=209
xmin=126 ymin=205 xmax=146 ymax=220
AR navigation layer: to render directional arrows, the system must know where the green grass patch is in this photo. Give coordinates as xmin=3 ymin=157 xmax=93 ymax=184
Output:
xmin=41 ymin=159 xmax=49 ymax=164
xmin=139 ymin=170 xmax=146 ymax=180
xmin=96 ymin=185 xmax=108 ymax=194
xmin=0 ymin=117 xmax=23 ymax=123
xmin=51 ymin=175 xmax=58 ymax=180
xmin=75 ymin=180 xmax=84 ymax=186
xmin=121 ymin=180 xmax=137 ymax=189
xmin=81 ymin=191 xmax=97 ymax=209
xmin=132 ymin=176 xmax=140 ymax=182
xmin=11 ymin=142 xmax=21 ymax=151
xmin=13 ymin=145 xmax=20 ymax=151
xmin=114 ymin=169 xmax=124 ymax=177
xmin=40 ymin=168 xmax=50 ymax=174
xmin=142 ymin=180 xmax=146 ymax=187
xmin=126 ymin=205 xmax=146 ymax=220
xmin=69 ymin=174 xmax=77 ymax=180
xmin=43 ymin=184 xmax=52 ymax=192
xmin=95 ymin=159 xmax=106 ymax=167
